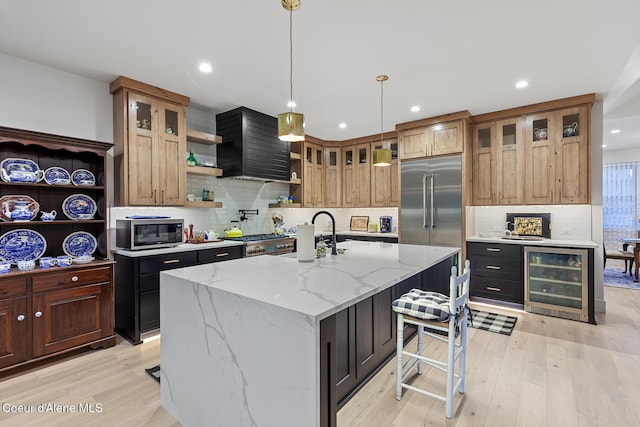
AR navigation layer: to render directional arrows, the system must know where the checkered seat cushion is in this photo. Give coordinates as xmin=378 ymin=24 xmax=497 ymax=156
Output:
xmin=392 ymin=289 xmax=451 ymax=321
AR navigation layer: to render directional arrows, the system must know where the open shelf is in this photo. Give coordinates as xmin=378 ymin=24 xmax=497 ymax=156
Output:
xmin=268 ymin=203 xmax=302 ymax=208
xmin=186 ymin=129 xmax=221 ymax=145
xmin=186 ymin=166 xmax=223 ymax=177
xmin=184 ymin=200 xmax=223 ymax=208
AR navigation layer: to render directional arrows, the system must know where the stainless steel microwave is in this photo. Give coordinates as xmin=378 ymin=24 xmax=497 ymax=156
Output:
xmin=116 ymin=218 xmax=184 ymax=250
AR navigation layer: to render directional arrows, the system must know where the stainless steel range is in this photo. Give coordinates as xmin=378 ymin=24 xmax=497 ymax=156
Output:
xmin=224 ymin=234 xmax=295 ymax=257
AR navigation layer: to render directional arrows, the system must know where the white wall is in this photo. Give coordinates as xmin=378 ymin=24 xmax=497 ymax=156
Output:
xmin=0 ymin=52 xmax=112 ymax=142
xmin=603 ymin=147 xmax=640 ymax=164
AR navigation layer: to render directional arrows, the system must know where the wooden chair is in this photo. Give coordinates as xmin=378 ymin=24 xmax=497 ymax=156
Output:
xmin=604 ymin=244 xmax=635 ymax=276
xmin=392 ymin=260 xmax=471 ymax=419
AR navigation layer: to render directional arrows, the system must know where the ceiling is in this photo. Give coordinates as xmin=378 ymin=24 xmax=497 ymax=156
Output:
xmin=1 ymin=0 xmax=639 ymax=150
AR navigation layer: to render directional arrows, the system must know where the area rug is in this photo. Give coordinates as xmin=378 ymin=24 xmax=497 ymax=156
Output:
xmin=604 ymin=267 xmax=640 ymax=289
xmin=145 ymin=365 xmax=160 ymax=383
xmin=470 ymin=310 xmax=517 ymax=336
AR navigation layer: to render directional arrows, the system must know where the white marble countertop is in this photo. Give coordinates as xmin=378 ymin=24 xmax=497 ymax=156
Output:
xmin=467 ymin=235 xmax=598 ymax=248
xmin=162 ymin=241 xmax=458 ymax=321
xmin=285 ymin=230 xmax=398 ymax=239
xmin=111 ymin=240 xmax=244 ymax=257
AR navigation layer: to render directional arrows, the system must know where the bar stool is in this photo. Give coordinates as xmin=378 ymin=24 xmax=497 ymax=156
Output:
xmin=392 ymin=260 xmax=471 ymax=419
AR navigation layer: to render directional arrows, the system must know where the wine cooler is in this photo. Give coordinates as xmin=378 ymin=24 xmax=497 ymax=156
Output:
xmin=524 ymin=246 xmax=590 ymax=323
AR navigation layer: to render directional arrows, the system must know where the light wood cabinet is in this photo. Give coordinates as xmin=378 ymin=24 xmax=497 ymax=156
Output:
xmin=303 ymin=141 xmax=324 ymax=207
xmin=398 ymin=120 xmax=464 ymax=160
xmin=324 ymin=147 xmax=341 ymax=208
xmin=342 ymin=143 xmax=371 ymax=207
xmin=496 ymin=117 xmax=524 ymax=205
xmin=371 ymin=139 xmax=399 ymax=207
xmin=471 ymin=122 xmax=496 ymax=205
xmin=524 ymin=105 xmax=589 ymax=204
xmin=111 ymin=76 xmax=189 ymax=206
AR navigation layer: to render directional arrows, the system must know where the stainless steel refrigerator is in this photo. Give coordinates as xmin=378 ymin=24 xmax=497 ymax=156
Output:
xmin=400 ymin=155 xmax=462 ymax=247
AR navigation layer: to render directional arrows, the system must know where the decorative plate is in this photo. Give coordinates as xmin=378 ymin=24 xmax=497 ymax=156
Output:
xmin=72 ymin=256 xmax=95 ymax=264
xmin=0 ymin=195 xmax=39 ymax=222
xmin=62 ymin=194 xmax=97 ymax=220
xmin=0 ymin=229 xmax=47 ymax=264
xmin=71 ymin=169 xmax=96 ymax=186
xmin=63 ymin=231 xmax=97 ymax=257
xmin=44 ymin=166 xmax=71 ymax=185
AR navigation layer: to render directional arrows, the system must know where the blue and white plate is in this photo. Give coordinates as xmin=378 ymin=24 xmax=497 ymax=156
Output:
xmin=44 ymin=166 xmax=71 ymax=185
xmin=0 ymin=229 xmax=47 ymax=264
xmin=62 ymin=194 xmax=97 ymax=220
xmin=71 ymin=169 xmax=96 ymax=186
xmin=63 ymin=231 xmax=97 ymax=258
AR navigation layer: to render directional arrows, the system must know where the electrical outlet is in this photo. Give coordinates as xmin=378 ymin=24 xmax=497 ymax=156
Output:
xmin=561 ymin=228 xmax=573 ymax=235
xmin=493 ymin=225 xmax=503 ymax=232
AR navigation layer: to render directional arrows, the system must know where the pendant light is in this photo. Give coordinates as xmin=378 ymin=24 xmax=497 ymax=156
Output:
xmin=373 ymin=74 xmax=392 ymax=166
xmin=278 ymin=0 xmax=305 ymax=142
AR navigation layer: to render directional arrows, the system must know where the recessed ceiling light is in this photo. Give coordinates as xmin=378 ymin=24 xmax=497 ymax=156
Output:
xmin=610 ymin=129 xmax=621 ymax=134
xmin=602 ymin=144 xmax=608 ymax=148
xmin=411 ymin=106 xmax=420 ymax=113
xmin=515 ymin=80 xmax=528 ymax=89
xmin=339 ymin=123 xmax=347 ymax=129
xmin=199 ymin=62 xmax=212 ymax=73
xmin=287 ymin=100 xmax=296 ymax=108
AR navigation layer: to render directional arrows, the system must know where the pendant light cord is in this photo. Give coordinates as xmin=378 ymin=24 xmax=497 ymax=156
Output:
xmin=289 ymin=7 xmax=294 ymax=113
xmin=380 ymin=78 xmax=384 ymax=144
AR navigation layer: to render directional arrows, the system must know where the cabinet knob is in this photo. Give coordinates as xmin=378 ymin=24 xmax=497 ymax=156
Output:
xmin=72 ymin=276 xmax=79 ymax=282
xmin=17 ymin=315 xmax=25 ymax=321
xmin=35 ymin=311 xmax=43 ymax=318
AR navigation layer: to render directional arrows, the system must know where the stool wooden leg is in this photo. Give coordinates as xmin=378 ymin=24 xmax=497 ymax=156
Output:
xmin=459 ymin=314 xmax=467 ymax=395
xmin=445 ymin=320 xmax=456 ymax=419
xmin=417 ymin=324 xmax=423 ymax=375
xmin=396 ymin=313 xmax=404 ymax=401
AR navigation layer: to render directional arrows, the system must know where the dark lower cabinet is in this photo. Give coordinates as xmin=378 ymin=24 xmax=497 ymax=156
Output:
xmin=332 ymin=256 xmax=456 ymax=408
xmin=114 ymin=246 xmax=242 ymax=344
xmin=467 ymin=242 xmax=524 ymax=304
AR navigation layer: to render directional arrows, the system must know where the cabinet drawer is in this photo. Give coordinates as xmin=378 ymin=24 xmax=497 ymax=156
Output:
xmin=470 ymin=255 xmax=522 ymax=280
xmin=0 ymin=277 xmax=27 ymax=299
xmin=139 ymin=252 xmax=198 ymax=274
xmin=467 ymin=242 xmax=521 ymax=258
xmin=32 ymin=266 xmax=112 ymax=293
xmin=197 ymin=246 xmax=243 ymax=264
xmin=471 ymin=276 xmax=523 ymax=304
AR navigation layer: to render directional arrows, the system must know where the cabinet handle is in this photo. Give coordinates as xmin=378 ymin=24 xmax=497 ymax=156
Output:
xmin=154 ymin=190 xmax=157 ymax=203
xmin=163 ymin=259 xmax=180 ymax=264
xmin=72 ymin=276 xmax=78 ymax=282
xmin=216 ymin=253 xmax=229 ymax=257
xmin=17 ymin=314 xmax=25 ymax=321
xmin=35 ymin=311 xmax=43 ymax=318
xmin=162 ymin=190 xmax=165 ymax=204
xmin=486 ymin=248 xmax=501 ymax=252
xmin=486 ymin=265 xmax=501 ymax=270
xmin=486 ymin=286 xmax=501 ymax=292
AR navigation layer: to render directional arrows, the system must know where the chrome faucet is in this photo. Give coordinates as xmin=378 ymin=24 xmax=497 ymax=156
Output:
xmin=311 ymin=210 xmax=337 ymax=255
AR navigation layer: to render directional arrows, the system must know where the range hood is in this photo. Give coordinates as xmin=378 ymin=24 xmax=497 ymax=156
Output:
xmin=216 ymin=107 xmax=291 ymax=182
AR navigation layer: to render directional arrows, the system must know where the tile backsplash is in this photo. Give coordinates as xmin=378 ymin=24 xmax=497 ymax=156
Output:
xmin=467 ymin=205 xmax=592 ymax=241
xmin=109 ymin=178 xmax=398 ymax=251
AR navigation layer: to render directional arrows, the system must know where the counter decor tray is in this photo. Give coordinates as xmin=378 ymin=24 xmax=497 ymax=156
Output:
xmin=506 ymin=213 xmax=551 ymax=238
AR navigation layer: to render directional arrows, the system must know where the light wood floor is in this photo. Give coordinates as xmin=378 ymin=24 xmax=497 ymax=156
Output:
xmin=1 ymin=285 xmax=639 ymax=427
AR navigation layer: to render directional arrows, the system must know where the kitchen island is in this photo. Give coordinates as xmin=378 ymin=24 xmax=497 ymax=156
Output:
xmin=159 ymin=240 xmax=459 ymax=427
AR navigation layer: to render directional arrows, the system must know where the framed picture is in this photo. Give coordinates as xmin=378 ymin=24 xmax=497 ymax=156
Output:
xmin=350 ymin=216 xmax=369 ymax=231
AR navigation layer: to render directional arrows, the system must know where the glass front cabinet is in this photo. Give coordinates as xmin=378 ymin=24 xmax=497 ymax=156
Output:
xmin=524 ymin=246 xmax=594 ymax=323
